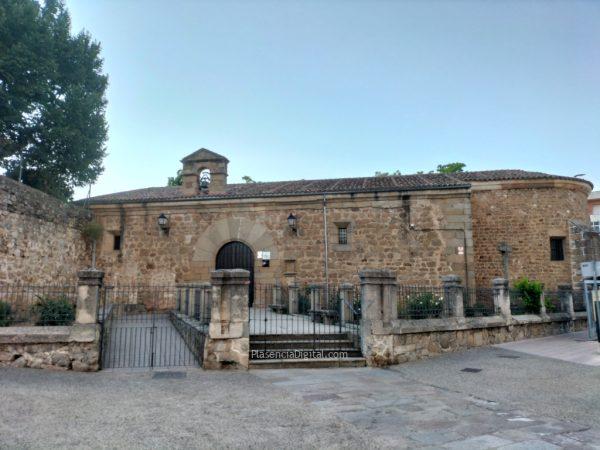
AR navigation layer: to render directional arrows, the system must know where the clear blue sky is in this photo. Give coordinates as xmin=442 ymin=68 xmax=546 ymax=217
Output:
xmin=67 ymin=0 xmax=600 ymax=200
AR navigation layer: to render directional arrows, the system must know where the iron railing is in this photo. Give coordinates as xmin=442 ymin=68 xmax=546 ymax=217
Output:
xmin=0 ymin=283 xmax=77 ymax=326
xmin=543 ymin=291 xmax=566 ymax=314
xmin=463 ymin=287 xmax=498 ymax=317
xmin=573 ymin=290 xmax=586 ymax=312
xmin=397 ymin=285 xmax=453 ymax=319
xmin=249 ymin=283 xmax=362 ymax=358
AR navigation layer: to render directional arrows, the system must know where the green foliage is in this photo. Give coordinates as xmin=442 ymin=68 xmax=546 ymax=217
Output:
xmin=375 ymin=170 xmax=401 ymax=177
xmin=513 ymin=277 xmax=543 ymax=314
xmin=544 ymin=298 xmax=557 ymax=313
xmin=400 ymin=292 xmax=444 ymax=319
xmin=81 ymin=220 xmax=103 ymax=242
xmin=33 ymin=295 xmax=75 ymax=325
xmin=436 ymin=162 xmax=466 ymax=173
xmin=0 ymin=301 xmax=13 ymax=327
xmin=242 ymin=175 xmax=256 ymax=183
xmin=167 ymin=170 xmax=183 ymax=186
xmin=0 ymin=0 xmax=108 ymax=200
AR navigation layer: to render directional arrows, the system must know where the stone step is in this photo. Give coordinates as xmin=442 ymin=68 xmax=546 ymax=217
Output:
xmin=250 ymin=339 xmax=355 ymax=350
xmin=251 ymin=349 xmax=364 ymax=359
xmin=251 ymin=333 xmax=351 ymax=342
xmin=249 ymin=357 xmax=367 ymax=370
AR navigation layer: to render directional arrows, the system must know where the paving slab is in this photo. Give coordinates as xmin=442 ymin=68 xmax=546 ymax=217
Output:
xmin=495 ymin=331 xmax=600 ymax=366
xmin=254 ymin=365 xmax=600 ymax=448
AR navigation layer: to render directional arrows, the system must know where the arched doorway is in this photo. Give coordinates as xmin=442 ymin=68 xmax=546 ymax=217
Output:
xmin=215 ymin=241 xmax=255 ymax=306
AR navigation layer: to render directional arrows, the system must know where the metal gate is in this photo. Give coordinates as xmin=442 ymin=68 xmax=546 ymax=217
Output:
xmin=249 ymin=284 xmax=362 ymax=361
xmin=98 ymin=285 xmax=210 ymax=369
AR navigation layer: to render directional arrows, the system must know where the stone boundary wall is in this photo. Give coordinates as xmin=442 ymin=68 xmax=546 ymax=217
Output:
xmin=360 ymin=269 xmax=589 ymax=367
xmin=0 ymin=175 xmax=91 ymax=284
xmin=0 ymin=324 xmax=100 ymax=371
xmin=367 ymin=314 xmax=587 ymax=366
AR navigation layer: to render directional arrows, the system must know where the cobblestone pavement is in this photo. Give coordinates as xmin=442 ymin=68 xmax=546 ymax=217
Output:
xmin=254 ymin=353 xmax=600 ymax=448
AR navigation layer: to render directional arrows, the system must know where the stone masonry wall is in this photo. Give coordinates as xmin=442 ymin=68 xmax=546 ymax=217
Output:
xmin=470 ymin=180 xmax=590 ymax=290
xmin=91 ymin=189 xmax=474 ymax=287
xmin=0 ymin=324 xmax=100 ymax=371
xmin=366 ymin=316 xmax=587 ymax=366
xmin=0 ymin=176 xmax=91 ymax=284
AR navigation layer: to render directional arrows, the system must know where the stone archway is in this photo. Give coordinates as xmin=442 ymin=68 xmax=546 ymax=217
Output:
xmin=215 ymin=241 xmax=255 ymax=306
xmin=192 ymin=217 xmax=276 ymax=280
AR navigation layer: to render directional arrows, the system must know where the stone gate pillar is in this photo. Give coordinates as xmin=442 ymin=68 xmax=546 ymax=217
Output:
xmin=493 ymin=278 xmax=511 ymax=319
xmin=203 ymin=269 xmax=250 ymax=370
xmin=76 ymin=269 xmax=104 ymax=324
xmin=288 ymin=282 xmax=299 ymax=314
xmin=359 ymin=269 xmax=397 ymax=366
xmin=442 ymin=275 xmax=464 ymax=318
xmin=340 ymin=283 xmax=355 ymax=324
xmin=558 ymin=284 xmax=575 ymax=320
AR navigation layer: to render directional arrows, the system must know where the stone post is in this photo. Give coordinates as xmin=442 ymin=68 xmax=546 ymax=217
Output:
xmin=539 ymin=292 xmax=548 ymax=317
xmin=272 ymin=282 xmax=282 ymax=307
xmin=309 ymin=283 xmax=322 ymax=311
xmin=340 ymin=283 xmax=355 ymax=324
xmin=359 ymin=269 xmax=397 ymax=366
xmin=203 ymin=269 xmax=250 ymax=370
xmin=76 ymin=269 xmax=104 ymax=324
xmin=288 ymin=282 xmax=299 ymax=314
xmin=193 ymin=282 xmax=212 ymax=323
xmin=493 ymin=278 xmax=511 ymax=319
xmin=441 ymin=275 xmax=463 ymax=318
xmin=558 ymin=284 xmax=575 ymax=319
xmin=184 ymin=286 xmax=191 ymax=315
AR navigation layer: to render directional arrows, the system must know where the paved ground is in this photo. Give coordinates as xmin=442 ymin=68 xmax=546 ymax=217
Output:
xmin=2 ymin=345 xmax=600 ymax=448
xmin=495 ymin=331 xmax=600 ymax=366
xmin=0 ymin=367 xmax=372 ymax=449
xmin=250 ymin=307 xmax=357 ymax=334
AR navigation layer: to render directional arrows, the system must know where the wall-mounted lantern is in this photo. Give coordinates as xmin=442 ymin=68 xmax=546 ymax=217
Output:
xmin=158 ymin=213 xmax=170 ymax=234
xmin=287 ymin=213 xmax=297 ymax=234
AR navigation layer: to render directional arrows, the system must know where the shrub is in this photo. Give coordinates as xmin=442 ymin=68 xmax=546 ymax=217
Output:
xmin=33 ymin=296 xmax=75 ymax=326
xmin=0 ymin=301 xmax=12 ymax=327
xmin=513 ymin=278 xmax=543 ymax=314
xmin=401 ymin=292 xmax=444 ymax=319
xmin=544 ymin=297 xmax=558 ymax=313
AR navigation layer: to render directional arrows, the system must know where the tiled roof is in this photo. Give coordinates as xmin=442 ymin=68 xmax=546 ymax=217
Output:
xmin=589 ymin=191 xmax=600 ymax=200
xmin=80 ymin=170 xmax=592 ymax=205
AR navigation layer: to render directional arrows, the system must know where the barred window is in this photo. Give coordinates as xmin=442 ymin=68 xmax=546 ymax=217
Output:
xmin=338 ymin=227 xmax=348 ymax=245
xmin=113 ymin=235 xmax=121 ymax=251
xmin=550 ymin=237 xmax=564 ymax=261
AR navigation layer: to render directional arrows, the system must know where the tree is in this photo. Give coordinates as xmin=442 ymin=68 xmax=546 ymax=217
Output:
xmin=242 ymin=175 xmax=256 ymax=183
xmin=436 ymin=162 xmax=466 ymax=173
xmin=167 ymin=170 xmax=183 ymax=186
xmin=0 ymin=0 xmax=108 ymax=200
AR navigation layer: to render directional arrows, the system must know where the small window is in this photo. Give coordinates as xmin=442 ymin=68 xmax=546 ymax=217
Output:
xmin=550 ymin=237 xmax=564 ymax=261
xmin=338 ymin=227 xmax=348 ymax=245
xmin=113 ymin=234 xmax=121 ymax=251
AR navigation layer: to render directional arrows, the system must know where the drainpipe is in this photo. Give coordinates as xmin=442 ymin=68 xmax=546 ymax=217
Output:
xmin=323 ymin=194 xmax=329 ymax=291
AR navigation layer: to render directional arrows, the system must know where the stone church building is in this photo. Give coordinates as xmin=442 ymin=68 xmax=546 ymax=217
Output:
xmin=84 ymin=148 xmax=592 ymax=290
